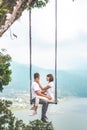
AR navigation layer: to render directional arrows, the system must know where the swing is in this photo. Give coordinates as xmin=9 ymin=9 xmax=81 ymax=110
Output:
xmin=29 ymin=0 xmax=57 ymax=105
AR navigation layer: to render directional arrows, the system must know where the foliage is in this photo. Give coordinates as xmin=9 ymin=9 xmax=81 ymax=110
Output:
xmin=0 ymin=0 xmax=49 ymax=27
xmin=0 ymin=99 xmax=54 ymax=130
xmin=29 ymin=0 xmax=49 ymax=8
xmin=0 ymin=99 xmax=25 ymax=130
xmin=28 ymin=119 xmax=54 ymax=130
xmin=0 ymin=0 xmax=16 ymax=26
xmin=0 ymin=49 xmax=12 ymax=92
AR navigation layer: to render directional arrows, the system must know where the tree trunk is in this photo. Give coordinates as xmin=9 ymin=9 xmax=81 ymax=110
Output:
xmin=0 ymin=0 xmax=33 ymax=37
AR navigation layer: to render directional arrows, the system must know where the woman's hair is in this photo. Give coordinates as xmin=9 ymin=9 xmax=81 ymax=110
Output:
xmin=46 ymin=74 xmax=54 ymax=82
xmin=34 ymin=73 xmax=40 ymax=79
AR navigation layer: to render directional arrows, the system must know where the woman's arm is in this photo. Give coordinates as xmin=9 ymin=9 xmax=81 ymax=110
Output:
xmin=43 ymin=85 xmax=51 ymax=91
xmin=38 ymin=82 xmax=51 ymax=92
xmin=38 ymin=82 xmax=44 ymax=90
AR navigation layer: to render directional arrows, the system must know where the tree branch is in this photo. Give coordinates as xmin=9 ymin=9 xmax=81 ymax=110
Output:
xmin=0 ymin=0 xmax=33 ymax=37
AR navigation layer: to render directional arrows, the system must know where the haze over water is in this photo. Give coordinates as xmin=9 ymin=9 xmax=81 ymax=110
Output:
xmin=14 ymin=97 xmax=87 ymax=130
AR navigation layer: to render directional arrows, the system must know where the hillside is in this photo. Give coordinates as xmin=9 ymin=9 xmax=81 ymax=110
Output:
xmin=3 ymin=62 xmax=87 ymax=97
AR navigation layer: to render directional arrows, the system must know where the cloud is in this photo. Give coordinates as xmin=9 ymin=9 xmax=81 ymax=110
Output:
xmin=31 ymin=0 xmax=55 ymax=46
xmin=58 ymin=32 xmax=87 ymax=70
xmin=0 ymin=12 xmax=29 ymax=65
xmin=58 ymin=0 xmax=87 ymax=42
xmin=0 ymin=0 xmax=87 ymax=70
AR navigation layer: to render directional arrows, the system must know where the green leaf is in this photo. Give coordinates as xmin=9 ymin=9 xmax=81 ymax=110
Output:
xmin=0 ymin=1 xmax=2 ymax=5
xmin=2 ymin=8 xmax=9 ymax=13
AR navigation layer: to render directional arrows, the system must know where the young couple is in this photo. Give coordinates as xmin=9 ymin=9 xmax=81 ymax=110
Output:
xmin=31 ymin=73 xmax=55 ymax=123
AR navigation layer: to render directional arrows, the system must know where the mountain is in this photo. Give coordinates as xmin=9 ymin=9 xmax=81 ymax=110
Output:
xmin=6 ymin=62 xmax=55 ymax=91
xmin=3 ymin=62 xmax=87 ymax=97
xmin=58 ymin=70 xmax=87 ymax=97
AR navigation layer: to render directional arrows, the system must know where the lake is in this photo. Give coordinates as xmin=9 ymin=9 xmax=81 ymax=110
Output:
xmin=14 ymin=97 xmax=87 ymax=130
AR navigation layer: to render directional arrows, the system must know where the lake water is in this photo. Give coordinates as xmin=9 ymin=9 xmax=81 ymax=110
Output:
xmin=14 ymin=97 xmax=87 ymax=130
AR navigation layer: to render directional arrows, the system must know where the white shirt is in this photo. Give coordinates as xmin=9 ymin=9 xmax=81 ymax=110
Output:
xmin=46 ymin=82 xmax=55 ymax=101
xmin=31 ymin=82 xmax=41 ymax=99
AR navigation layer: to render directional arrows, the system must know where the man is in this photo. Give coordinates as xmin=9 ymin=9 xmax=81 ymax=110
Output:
xmin=31 ymin=73 xmax=51 ymax=123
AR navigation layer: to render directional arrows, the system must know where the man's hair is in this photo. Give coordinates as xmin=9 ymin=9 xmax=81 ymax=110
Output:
xmin=34 ymin=73 xmax=40 ymax=79
xmin=47 ymin=74 xmax=54 ymax=82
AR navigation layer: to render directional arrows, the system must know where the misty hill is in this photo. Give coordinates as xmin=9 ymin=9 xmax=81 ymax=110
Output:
xmin=5 ymin=62 xmax=87 ymax=97
xmin=7 ymin=62 xmax=55 ymax=92
xmin=58 ymin=70 xmax=87 ymax=97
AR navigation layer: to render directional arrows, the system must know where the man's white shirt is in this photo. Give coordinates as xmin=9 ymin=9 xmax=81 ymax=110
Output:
xmin=31 ymin=82 xmax=41 ymax=99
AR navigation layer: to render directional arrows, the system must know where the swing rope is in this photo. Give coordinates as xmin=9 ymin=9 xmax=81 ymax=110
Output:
xmin=54 ymin=0 xmax=57 ymax=104
xmin=29 ymin=0 xmax=57 ymax=104
xmin=29 ymin=9 xmax=32 ymax=104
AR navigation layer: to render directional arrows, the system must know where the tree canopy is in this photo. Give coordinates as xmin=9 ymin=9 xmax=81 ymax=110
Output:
xmin=0 ymin=100 xmax=54 ymax=130
xmin=0 ymin=0 xmax=49 ymax=37
xmin=0 ymin=49 xmax=12 ymax=91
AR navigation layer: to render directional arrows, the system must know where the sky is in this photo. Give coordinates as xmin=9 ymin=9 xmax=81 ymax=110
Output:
xmin=0 ymin=0 xmax=87 ymax=70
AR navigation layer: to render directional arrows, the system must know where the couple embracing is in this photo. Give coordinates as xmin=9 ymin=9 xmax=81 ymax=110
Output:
xmin=31 ymin=73 xmax=55 ymax=123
